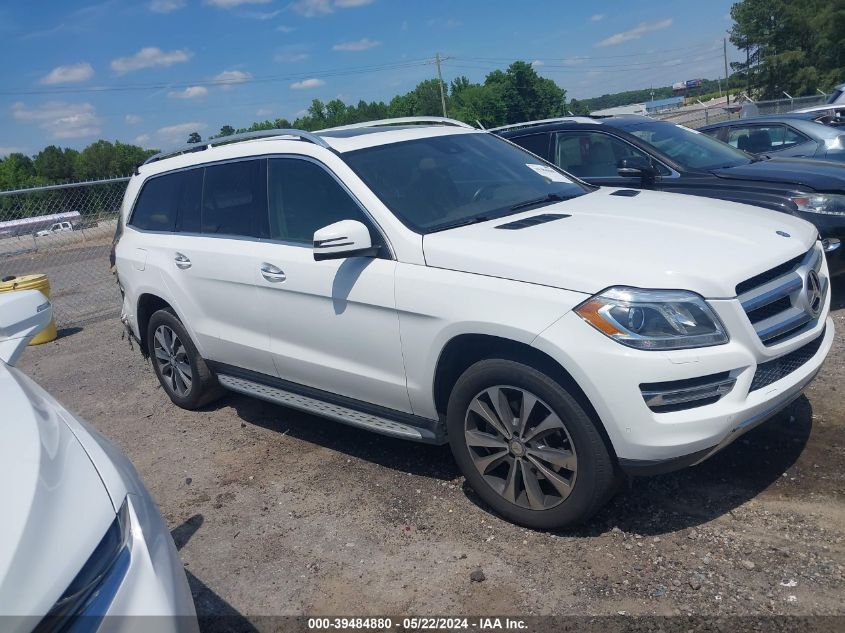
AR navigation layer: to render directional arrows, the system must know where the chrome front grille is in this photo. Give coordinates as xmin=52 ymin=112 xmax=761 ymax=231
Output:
xmin=737 ymin=245 xmax=828 ymax=346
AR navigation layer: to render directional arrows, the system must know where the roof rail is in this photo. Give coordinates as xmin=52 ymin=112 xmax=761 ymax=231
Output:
xmin=488 ymin=116 xmax=598 ymax=133
xmin=142 ymin=128 xmax=332 ymax=165
xmin=320 ymin=116 xmax=475 ymax=132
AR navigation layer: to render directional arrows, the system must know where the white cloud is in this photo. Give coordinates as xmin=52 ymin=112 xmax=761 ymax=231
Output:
xmin=205 ymin=0 xmax=270 ymax=6
xmin=168 ymin=86 xmax=208 ymax=99
xmin=12 ymin=101 xmax=102 ymax=139
xmin=289 ymin=0 xmax=373 ymax=16
xmin=0 ymin=147 xmax=25 ymax=158
xmin=111 ymin=47 xmax=192 ymax=74
xmin=590 ymin=13 xmax=605 ymax=22
xmin=125 ymin=114 xmax=143 ymax=124
xmin=332 ymin=37 xmax=380 ymax=52
xmin=595 ymin=18 xmax=673 ymax=47
xmin=276 ymin=24 xmax=295 ymax=32
xmin=213 ymin=69 xmax=252 ymax=87
xmin=290 ymin=78 xmax=325 ymax=89
xmin=531 ymin=60 xmax=544 ymax=68
xmin=256 ymin=107 xmax=273 ymax=116
xmin=242 ymin=9 xmax=281 ymax=18
xmin=40 ymin=62 xmax=94 ymax=85
xmin=134 ymin=134 xmax=151 ymax=146
xmin=562 ymin=55 xmax=588 ymax=66
xmin=155 ymin=122 xmax=207 ymax=143
xmin=149 ymin=0 xmax=186 ymax=12
xmin=275 ymin=51 xmax=309 ymax=63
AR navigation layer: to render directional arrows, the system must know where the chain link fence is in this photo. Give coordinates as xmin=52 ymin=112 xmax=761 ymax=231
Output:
xmin=654 ymin=93 xmax=831 ymax=129
xmin=0 ymin=177 xmax=129 ymax=327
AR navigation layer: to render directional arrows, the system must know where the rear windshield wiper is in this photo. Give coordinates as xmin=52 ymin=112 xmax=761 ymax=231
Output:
xmin=509 ymin=191 xmax=573 ymax=212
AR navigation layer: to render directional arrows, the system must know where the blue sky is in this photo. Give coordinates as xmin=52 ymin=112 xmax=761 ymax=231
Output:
xmin=0 ymin=0 xmax=737 ymax=155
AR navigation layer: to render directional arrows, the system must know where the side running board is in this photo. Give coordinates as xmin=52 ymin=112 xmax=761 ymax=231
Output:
xmin=217 ymin=373 xmax=441 ymax=443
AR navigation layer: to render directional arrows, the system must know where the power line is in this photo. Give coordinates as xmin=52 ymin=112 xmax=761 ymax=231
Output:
xmin=0 ymin=58 xmax=437 ymax=97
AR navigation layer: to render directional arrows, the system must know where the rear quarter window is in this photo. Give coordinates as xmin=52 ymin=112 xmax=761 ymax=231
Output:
xmin=129 ymin=172 xmax=184 ymax=231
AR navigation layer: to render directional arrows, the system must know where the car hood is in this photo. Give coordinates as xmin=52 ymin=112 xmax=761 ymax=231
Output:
xmin=0 ymin=364 xmax=116 ymax=620
xmin=422 ymin=188 xmax=817 ymax=298
xmin=712 ymin=156 xmax=845 ymax=191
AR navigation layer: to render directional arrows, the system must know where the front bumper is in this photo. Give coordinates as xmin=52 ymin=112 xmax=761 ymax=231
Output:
xmin=532 ymin=299 xmax=834 ymax=470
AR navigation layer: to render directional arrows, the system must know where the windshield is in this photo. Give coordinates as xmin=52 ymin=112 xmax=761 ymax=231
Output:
xmin=611 ymin=119 xmax=752 ymax=171
xmin=343 ymin=132 xmax=588 ymax=233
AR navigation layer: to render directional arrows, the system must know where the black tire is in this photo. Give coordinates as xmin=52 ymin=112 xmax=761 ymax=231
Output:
xmin=146 ymin=308 xmax=223 ymax=410
xmin=446 ymin=358 xmax=619 ymax=529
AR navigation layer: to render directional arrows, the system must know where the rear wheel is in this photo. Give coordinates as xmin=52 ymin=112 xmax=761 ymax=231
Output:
xmin=447 ymin=359 xmax=618 ymax=529
xmin=147 ymin=308 xmax=222 ymax=409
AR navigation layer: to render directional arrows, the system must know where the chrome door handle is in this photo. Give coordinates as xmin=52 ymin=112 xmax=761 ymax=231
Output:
xmin=174 ymin=252 xmax=192 ymax=269
xmin=260 ymin=262 xmax=286 ymax=282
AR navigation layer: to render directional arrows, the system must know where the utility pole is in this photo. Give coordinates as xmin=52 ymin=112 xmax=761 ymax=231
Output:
xmin=435 ymin=52 xmax=447 ymax=117
xmin=723 ymin=38 xmax=730 ymax=105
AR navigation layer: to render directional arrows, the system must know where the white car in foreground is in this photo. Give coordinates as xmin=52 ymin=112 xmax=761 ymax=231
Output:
xmin=114 ymin=118 xmax=834 ymax=528
xmin=0 ymin=290 xmax=197 ymax=632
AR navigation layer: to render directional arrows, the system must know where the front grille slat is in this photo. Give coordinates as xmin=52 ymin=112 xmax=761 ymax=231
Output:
xmin=749 ymin=328 xmax=826 ymax=392
xmin=736 ymin=246 xmax=827 ymax=347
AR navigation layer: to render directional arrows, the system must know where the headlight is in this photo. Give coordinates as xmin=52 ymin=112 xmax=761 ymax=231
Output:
xmin=792 ymin=193 xmax=845 ymax=216
xmin=40 ymin=499 xmax=131 ymax=626
xmin=574 ymin=287 xmax=729 ymax=350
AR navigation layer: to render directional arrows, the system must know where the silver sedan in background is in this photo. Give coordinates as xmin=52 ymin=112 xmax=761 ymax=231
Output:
xmin=0 ymin=290 xmax=197 ymax=633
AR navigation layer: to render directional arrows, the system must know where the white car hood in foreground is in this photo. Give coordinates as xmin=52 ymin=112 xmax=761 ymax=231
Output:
xmin=422 ymin=188 xmax=817 ymax=297
xmin=0 ymin=364 xmax=116 ymax=619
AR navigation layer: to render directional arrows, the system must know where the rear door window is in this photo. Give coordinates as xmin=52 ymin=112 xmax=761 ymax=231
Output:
xmin=201 ymin=159 xmax=266 ymax=238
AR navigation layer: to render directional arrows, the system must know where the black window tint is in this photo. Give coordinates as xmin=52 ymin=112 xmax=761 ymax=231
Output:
xmin=512 ymin=134 xmax=550 ymax=159
xmin=555 ymin=132 xmax=670 ymax=177
xmin=201 ymin=160 xmax=266 ymax=237
xmin=130 ymin=173 xmax=182 ymax=231
xmin=176 ymin=168 xmax=203 ymax=233
xmin=268 ymin=158 xmax=371 ymax=244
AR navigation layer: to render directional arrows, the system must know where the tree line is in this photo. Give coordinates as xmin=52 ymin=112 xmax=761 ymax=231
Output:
xmin=729 ymin=0 xmax=845 ymax=98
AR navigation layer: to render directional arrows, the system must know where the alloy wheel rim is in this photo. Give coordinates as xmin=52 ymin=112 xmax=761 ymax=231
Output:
xmin=464 ymin=385 xmax=577 ymax=510
xmin=153 ymin=325 xmax=192 ymax=397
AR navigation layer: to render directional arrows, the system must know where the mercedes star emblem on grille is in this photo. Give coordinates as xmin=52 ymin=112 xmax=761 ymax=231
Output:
xmin=806 ymin=270 xmax=823 ymax=316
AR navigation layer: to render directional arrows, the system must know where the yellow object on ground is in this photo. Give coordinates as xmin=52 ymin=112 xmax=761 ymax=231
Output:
xmin=0 ymin=274 xmax=58 ymax=344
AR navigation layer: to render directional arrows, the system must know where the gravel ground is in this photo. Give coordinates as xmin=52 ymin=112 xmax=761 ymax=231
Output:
xmin=17 ymin=277 xmax=845 ymax=629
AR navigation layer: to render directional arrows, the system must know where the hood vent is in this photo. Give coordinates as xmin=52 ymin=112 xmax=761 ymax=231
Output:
xmin=610 ymin=189 xmax=641 ymax=197
xmin=496 ymin=213 xmax=570 ymax=230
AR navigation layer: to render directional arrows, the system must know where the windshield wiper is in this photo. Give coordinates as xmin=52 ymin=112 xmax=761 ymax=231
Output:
xmin=428 ymin=215 xmax=497 ymax=232
xmin=509 ymin=191 xmax=572 ymax=212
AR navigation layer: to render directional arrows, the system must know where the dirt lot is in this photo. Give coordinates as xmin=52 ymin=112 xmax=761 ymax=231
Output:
xmin=18 ymin=278 xmax=845 ymax=629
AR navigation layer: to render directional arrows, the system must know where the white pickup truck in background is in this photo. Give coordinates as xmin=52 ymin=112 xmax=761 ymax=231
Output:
xmin=35 ymin=221 xmax=74 ymax=237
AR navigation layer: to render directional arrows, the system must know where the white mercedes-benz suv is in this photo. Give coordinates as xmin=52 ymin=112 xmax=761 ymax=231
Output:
xmin=114 ymin=117 xmax=834 ymax=528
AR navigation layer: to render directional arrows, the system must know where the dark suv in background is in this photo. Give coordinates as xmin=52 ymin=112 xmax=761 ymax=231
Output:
xmin=494 ymin=116 xmax=844 ymax=275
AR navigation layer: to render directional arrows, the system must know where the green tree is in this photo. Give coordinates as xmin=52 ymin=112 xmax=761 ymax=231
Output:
xmin=219 ymin=125 xmax=235 ymax=137
xmin=187 ymin=132 xmax=202 ymax=144
xmin=730 ymin=0 xmax=845 ymax=98
xmin=0 ymin=153 xmax=37 ymax=190
xmin=33 ymin=146 xmax=77 ymax=182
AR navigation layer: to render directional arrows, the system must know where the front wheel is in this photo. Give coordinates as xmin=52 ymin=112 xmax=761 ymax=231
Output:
xmin=447 ymin=359 xmax=618 ymax=529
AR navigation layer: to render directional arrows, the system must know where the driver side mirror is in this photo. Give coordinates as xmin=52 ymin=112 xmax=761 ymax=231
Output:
xmin=313 ymin=219 xmax=380 ymax=261
xmin=617 ymin=156 xmax=659 ymax=183
xmin=0 ymin=290 xmax=52 ymax=366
